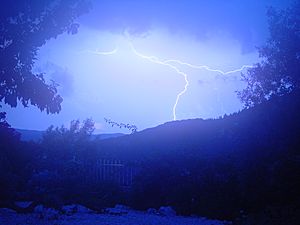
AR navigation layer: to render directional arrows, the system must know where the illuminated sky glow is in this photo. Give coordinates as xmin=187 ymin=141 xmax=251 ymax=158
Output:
xmin=4 ymin=0 xmax=292 ymax=133
xmin=4 ymin=30 xmax=257 ymax=132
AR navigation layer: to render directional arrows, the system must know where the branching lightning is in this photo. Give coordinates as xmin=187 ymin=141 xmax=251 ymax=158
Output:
xmin=164 ymin=59 xmax=253 ymax=75
xmin=81 ymin=43 xmax=254 ymax=121
xmin=129 ymin=43 xmax=253 ymax=120
xmin=129 ymin=43 xmax=189 ymax=121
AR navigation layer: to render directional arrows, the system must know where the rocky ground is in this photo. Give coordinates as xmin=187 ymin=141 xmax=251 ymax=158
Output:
xmin=0 ymin=204 xmax=231 ymax=225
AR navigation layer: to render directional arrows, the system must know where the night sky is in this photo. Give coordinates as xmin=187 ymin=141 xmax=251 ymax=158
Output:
xmin=4 ymin=0 xmax=293 ymax=133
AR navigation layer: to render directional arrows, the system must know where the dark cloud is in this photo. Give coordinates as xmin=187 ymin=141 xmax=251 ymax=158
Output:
xmin=78 ymin=0 xmax=293 ymax=53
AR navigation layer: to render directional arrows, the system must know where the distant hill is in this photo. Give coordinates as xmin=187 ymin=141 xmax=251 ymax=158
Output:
xmin=93 ymin=133 xmax=126 ymax=140
xmin=16 ymin=129 xmax=125 ymax=142
xmin=16 ymin=129 xmax=45 ymax=142
xmin=96 ymin=90 xmax=300 ymax=160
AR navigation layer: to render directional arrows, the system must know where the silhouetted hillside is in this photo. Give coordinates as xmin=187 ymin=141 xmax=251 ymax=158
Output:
xmin=97 ymin=90 xmax=300 ymax=161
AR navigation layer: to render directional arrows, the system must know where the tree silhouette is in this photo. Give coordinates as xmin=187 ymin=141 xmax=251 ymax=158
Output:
xmin=238 ymin=1 xmax=300 ymax=107
xmin=0 ymin=0 xmax=90 ymax=115
xmin=40 ymin=118 xmax=95 ymax=169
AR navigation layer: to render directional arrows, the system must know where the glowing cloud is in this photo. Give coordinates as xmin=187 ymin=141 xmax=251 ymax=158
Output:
xmin=79 ymin=48 xmax=118 ymax=55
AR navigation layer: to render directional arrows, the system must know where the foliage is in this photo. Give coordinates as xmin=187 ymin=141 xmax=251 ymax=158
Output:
xmin=104 ymin=117 xmax=138 ymax=134
xmin=238 ymin=1 xmax=300 ymax=107
xmin=0 ymin=112 xmax=20 ymax=141
xmin=0 ymin=117 xmax=124 ymax=211
xmin=41 ymin=118 xmax=95 ymax=162
xmin=28 ymin=118 xmax=124 ymax=210
xmin=0 ymin=113 xmax=39 ymax=205
xmin=0 ymin=0 xmax=91 ymax=207
xmin=0 ymin=0 xmax=90 ymax=113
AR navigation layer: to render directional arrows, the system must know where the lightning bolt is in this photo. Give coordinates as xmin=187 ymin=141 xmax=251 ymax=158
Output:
xmin=164 ymin=59 xmax=253 ymax=75
xmin=129 ymin=43 xmax=254 ymax=120
xmin=80 ymin=43 xmax=253 ymax=121
xmin=129 ymin=43 xmax=189 ymax=121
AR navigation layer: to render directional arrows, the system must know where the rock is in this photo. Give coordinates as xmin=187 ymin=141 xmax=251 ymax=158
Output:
xmin=158 ymin=206 xmax=176 ymax=216
xmin=62 ymin=205 xmax=77 ymax=215
xmin=105 ymin=205 xmax=129 ymax=215
xmin=43 ymin=208 xmax=60 ymax=220
xmin=114 ymin=204 xmax=130 ymax=210
xmin=33 ymin=205 xmax=60 ymax=220
xmin=76 ymin=205 xmax=93 ymax=213
xmin=147 ymin=208 xmax=159 ymax=215
xmin=62 ymin=204 xmax=93 ymax=215
xmin=33 ymin=205 xmax=44 ymax=214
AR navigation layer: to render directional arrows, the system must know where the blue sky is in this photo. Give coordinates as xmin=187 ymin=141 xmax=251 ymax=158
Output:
xmin=4 ymin=0 xmax=293 ymax=133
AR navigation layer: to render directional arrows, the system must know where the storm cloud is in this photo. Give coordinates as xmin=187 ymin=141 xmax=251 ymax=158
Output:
xmin=79 ymin=0 xmax=292 ymax=53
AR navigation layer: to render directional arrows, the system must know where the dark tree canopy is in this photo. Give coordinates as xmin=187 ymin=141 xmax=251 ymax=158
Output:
xmin=238 ymin=1 xmax=300 ymax=107
xmin=0 ymin=0 xmax=90 ymax=114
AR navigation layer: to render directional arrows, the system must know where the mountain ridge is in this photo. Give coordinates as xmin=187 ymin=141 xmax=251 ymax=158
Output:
xmin=95 ymin=90 xmax=300 ymax=160
xmin=16 ymin=128 xmax=125 ymax=142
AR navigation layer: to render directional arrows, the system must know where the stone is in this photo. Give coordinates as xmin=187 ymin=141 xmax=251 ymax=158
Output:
xmin=105 ymin=204 xmax=129 ymax=215
xmin=147 ymin=208 xmax=159 ymax=215
xmin=62 ymin=204 xmax=77 ymax=215
xmin=158 ymin=206 xmax=176 ymax=216
xmin=62 ymin=204 xmax=93 ymax=215
xmin=76 ymin=205 xmax=93 ymax=213
xmin=33 ymin=205 xmax=60 ymax=220
xmin=33 ymin=205 xmax=44 ymax=214
xmin=114 ymin=204 xmax=130 ymax=210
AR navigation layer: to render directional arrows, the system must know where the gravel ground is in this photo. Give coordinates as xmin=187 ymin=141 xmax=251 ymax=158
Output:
xmin=0 ymin=208 xmax=230 ymax=225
